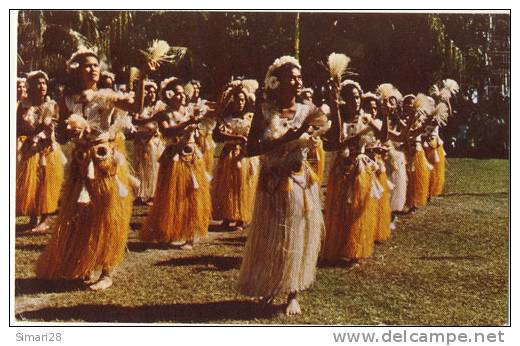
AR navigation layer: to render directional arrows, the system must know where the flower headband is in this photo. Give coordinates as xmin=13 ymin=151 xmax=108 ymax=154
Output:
xmin=264 ymin=56 xmax=301 ymax=91
xmin=362 ymin=91 xmax=379 ymax=102
xmin=66 ymin=46 xmax=99 ymax=72
xmin=144 ymin=80 xmax=158 ymax=89
xmin=160 ymin=76 xmax=182 ymax=101
xmin=26 ymin=70 xmax=49 ymax=83
xmin=340 ymin=79 xmax=363 ymax=94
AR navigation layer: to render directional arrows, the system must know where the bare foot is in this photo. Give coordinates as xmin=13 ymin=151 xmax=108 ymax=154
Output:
xmin=180 ymin=243 xmax=193 ymax=250
xmin=31 ymin=222 xmax=50 ymax=233
xmin=89 ymin=275 xmax=113 ymax=291
xmin=285 ymin=297 xmax=301 ymax=316
xmin=82 ymin=272 xmax=99 ymax=285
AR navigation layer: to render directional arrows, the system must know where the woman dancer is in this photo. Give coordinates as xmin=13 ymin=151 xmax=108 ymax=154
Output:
xmin=132 ymin=80 xmax=165 ymax=205
xmin=212 ymin=80 xmax=259 ymax=230
xmin=16 ymin=70 xmax=66 ymax=232
xmin=321 ymin=79 xmax=382 ymax=265
xmin=237 ymin=56 xmax=329 ymax=315
xmin=140 ymin=77 xmax=211 ymax=250
xmin=36 ymin=48 xmax=141 ymax=290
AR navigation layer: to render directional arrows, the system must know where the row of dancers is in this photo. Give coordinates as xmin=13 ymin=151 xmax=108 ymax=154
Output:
xmin=16 ymin=45 xmax=458 ymax=315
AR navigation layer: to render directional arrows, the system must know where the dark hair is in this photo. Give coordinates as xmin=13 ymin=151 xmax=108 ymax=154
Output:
xmin=272 ymin=63 xmax=300 ymax=81
xmin=160 ymin=78 xmax=184 ymax=101
xmin=340 ymin=83 xmax=361 ymax=102
xmin=65 ymin=53 xmax=100 ymax=95
xmin=223 ymin=88 xmax=252 ymax=116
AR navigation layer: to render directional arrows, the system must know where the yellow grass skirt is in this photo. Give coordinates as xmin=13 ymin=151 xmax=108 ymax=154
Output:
xmin=140 ymin=144 xmax=211 ymax=243
xmin=36 ymin=142 xmax=133 ymax=279
xmin=322 ymin=155 xmax=378 ymax=262
xmin=425 ymin=142 xmax=446 ymax=197
xmin=16 ymin=143 xmax=65 ymax=216
xmin=196 ymin=132 xmax=216 ymax=176
xmin=406 ymin=149 xmax=431 ymax=208
xmin=374 ymin=161 xmax=392 ymax=242
xmin=307 ymin=138 xmax=326 ymax=184
xmin=212 ymin=143 xmax=259 ymax=223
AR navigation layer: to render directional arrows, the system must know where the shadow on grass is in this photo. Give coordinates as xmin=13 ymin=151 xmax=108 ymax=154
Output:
xmin=15 ymin=244 xmax=46 ymax=252
xmin=414 ymin=255 xmax=483 ymax=261
xmin=216 ymin=236 xmax=247 ymax=244
xmin=15 ymin=278 xmax=86 ymax=296
xmin=15 ymin=300 xmax=281 ymax=322
xmin=156 ymin=255 xmax=241 ymax=271
xmin=126 ymin=242 xmax=178 ymax=252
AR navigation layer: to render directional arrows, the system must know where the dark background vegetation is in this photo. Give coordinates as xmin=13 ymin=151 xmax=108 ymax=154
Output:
xmin=17 ymin=11 xmax=510 ymax=158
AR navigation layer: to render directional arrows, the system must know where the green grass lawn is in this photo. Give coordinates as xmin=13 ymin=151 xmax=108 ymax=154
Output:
xmin=14 ymin=157 xmax=509 ymax=325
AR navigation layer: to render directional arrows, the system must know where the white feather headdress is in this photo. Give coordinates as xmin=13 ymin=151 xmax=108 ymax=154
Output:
xmin=413 ymin=93 xmax=436 ymax=121
xmin=375 ymin=83 xmax=396 ymax=101
xmin=264 ymin=56 xmax=301 ymax=91
xmin=340 ymin=79 xmax=363 ymax=94
xmin=219 ymin=79 xmax=259 ymax=110
xmin=159 ymin=76 xmax=183 ymax=101
xmin=26 ymin=70 xmax=49 ymax=82
xmin=144 ymin=80 xmax=158 ymax=89
xmin=362 ymin=91 xmax=379 ymax=102
xmin=66 ymin=45 xmax=99 ymax=71
xmin=429 ymin=79 xmax=460 ymax=103
xmin=431 ymin=102 xmax=450 ymax=127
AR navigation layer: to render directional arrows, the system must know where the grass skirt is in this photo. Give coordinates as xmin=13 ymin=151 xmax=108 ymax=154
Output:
xmin=16 ymin=143 xmax=65 ymax=216
xmin=307 ymin=138 xmax=326 ymax=184
xmin=237 ymin=162 xmax=323 ymax=297
xmin=134 ymin=134 xmax=165 ymax=201
xmin=36 ymin=142 xmax=133 ymax=279
xmin=425 ymin=142 xmax=446 ymax=197
xmin=140 ymin=144 xmax=211 ymax=243
xmin=196 ymin=132 xmax=216 ymax=176
xmin=406 ymin=149 xmax=431 ymax=208
xmin=322 ymin=155 xmax=378 ymax=262
xmin=387 ymin=148 xmax=407 ymax=212
xmin=212 ymin=143 xmax=259 ymax=223
xmin=374 ymin=158 xmax=392 ymax=242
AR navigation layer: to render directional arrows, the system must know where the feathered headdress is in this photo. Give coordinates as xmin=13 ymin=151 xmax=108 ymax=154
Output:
xmin=375 ymin=83 xmax=397 ymax=101
xmin=26 ymin=70 xmax=49 ymax=83
xmin=264 ymin=56 xmax=301 ymax=91
xmin=413 ymin=93 xmax=436 ymax=121
xmin=429 ymin=78 xmax=460 ymax=103
xmin=66 ymin=45 xmax=99 ymax=72
xmin=340 ymin=79 xmax=363 ymax=94
xmin=218 ymin=79 xmax=259 ymax=112
xmin=144 ymin=80 xmax=158 ymax=89
xmin=17 ymin=77 xmax=26 ymax=84
xmin=159 ymin=76 xmax=182 ymax=101
xmin=362 ymin=91 xmax=379 ymax=103
xmin=431 ymin=102 xmax=450 ymax=127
